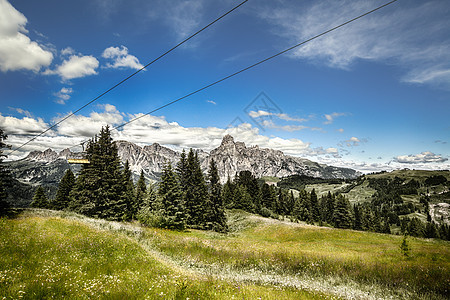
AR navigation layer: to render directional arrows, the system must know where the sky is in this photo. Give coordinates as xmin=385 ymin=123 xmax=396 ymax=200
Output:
xmin=0 ymin=0 xmax=449 ymax=173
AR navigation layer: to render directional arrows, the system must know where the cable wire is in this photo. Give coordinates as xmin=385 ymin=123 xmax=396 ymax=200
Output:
xmin=7 ymin=0 xmax=249 ymax=156
xmin=112 ymin=0 xmax=399 ymax=130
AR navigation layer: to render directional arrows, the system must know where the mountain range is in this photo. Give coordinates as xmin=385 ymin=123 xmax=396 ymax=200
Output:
xmin=5 ymin=135 xmax=360 ymax=206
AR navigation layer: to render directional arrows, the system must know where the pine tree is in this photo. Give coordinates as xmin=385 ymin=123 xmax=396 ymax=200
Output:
xmin=408 ymin=217 xmax=424 ymax=237
xmin=222 ymin=177 xmax=235 ymax=209
xmin=0 ymin=128 xmax=11 ymax=215
xmin=31 ymin=186 xmax=49 ymax=209
xmin=424 ymin=221 xmax=439 ymax=239
xmin=52 ymin=169 xmax=75 ymax=210
xmin=325 ymin=192 xmax=335 ymax=224
xmin=333 ymin=194 xmax=353 ymax=229
xmin=70 ymin=126 xmax=125 ymax=220
xmin=121 ymin=160 xmax=135 ymax=220
xmin=183 ymin=149 xmax=208 ymax=228
xmin=353 ymin=203 xmax=363 ymax=230
xmin=205 ymin=159 xmax=228 ymax=232
xmin=176 ymin=149 xmax=188 ymax=190
xmin=158 ymin=162 xmax=185 ymax=230
xmin=400 ymin=234 xmax=410 ymax=257
xmin=134 ymin=170 xmax=147 ymax=215
xmin=298 ymin=189 xmax=313 ymax=223
xmin=261 ymin=183 xmax=277 ymax=211
xmin=310 ymin=189 xmax=320 ymax=222
xmin=235 ymin=171 xmax=259 ymax=213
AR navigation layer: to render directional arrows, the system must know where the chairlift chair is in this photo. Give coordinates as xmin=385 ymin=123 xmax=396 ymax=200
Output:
xmin=67 ymin=141 xmax=90 ymax=164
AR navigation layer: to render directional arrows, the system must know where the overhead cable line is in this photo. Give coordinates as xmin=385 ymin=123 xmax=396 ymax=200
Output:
xmin=7 ymin=0 xmax=249 ymax=156
xmin=111 ymin=0 xmax=399 ymax=132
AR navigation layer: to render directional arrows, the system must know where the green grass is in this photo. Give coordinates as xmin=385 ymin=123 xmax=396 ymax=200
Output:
xmin=366 ymin=169 xmax=450 ymax=181
xmin=147 ymin=210 xmax=450 ymax=299
xmin=305 ymin=183 xmax=348 ymax=196
xmin=0 ymin=213 xmax=333 ymax=299
xmin=340 ymin=181 xmax=376 ymax=204
xmin=1 ymin=209 xmax=449 ymax=299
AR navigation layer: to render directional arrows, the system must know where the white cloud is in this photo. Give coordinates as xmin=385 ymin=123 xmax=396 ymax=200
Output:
xmin=0 ymin=0 xmax=53 ymax=72
xmin=0 ymin=113 xmax=49 ymax=135
xmin=261 ymin=0 xmax=450 ymax=89
xmin=54 ymin=87 xmax=73 ymax=105
xmin=102 ymin=45 xmax=144 ymax=70
xmin=54 ymin=105 xmax=123 ymax=138
xmin=249 ymin=110 xmax=307 ymax=122
xmin=45 ymin=54 xmax=99 ymax=80
xmin=8 ymin=107 xmax=32 ymax=118
xmin=207 ymin=100 xmax=217 ymax=105
xmin=166 ymin=0 xmax=204 ymax=39
xmin=324 ymin=112 xmax=346 ymax=125
xmin=260 ymin=120 xmax=307 ymax=132
xmin=60 ymin=47 xmax=75 ymax=56
xmin=394 ymin=152 xmax=448 ymax=164
xmin=340 ymin=136 xmax=367 ymax=147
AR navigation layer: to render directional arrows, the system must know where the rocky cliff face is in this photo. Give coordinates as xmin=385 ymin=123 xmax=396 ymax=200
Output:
xmin=116 ymin=135 xmax=359 ymax=181
xmin=5 ymin=135 xmax=360 ymax=206
xmin=19 ymin=135 xmax=360 ymax=183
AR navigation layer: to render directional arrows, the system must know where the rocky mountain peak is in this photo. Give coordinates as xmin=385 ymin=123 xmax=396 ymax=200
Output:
xmin=221 ymin=134 xmax=235 ymax=146
xmin=26 ymin=148 xmax=58 ymax=162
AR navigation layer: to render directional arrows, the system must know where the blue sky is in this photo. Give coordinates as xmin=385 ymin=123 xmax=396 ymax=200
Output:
xmin=0 ymin=0 xmax=449 ymax=173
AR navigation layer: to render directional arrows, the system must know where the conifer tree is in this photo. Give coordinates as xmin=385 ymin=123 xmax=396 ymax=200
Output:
xmin=31 ymin=186 xmax=49 ymax=209
xmin=235 ymin=171 xmax=260 ymax=213
xmin=353 ymin=204 xmax=363 ymax=230
xmin=298 ymin=189 xmax=313 ymax=223
xmin=222 ymin=177 xmax=235 ymax=209
xmin=120 ymin=160 xmax=135 ymax=220
xmin=205 ymin=159 xmax=228 ymax=232
xmin=53 ymin=169 xmax=75 ymax=210
xmin=0 ymin=129 xmax=11 ymax=215
xmin=324 ymin=192 xmax=335 ymax=224
xmin=261 ymin=183 xmax=277 ymax=211
xmin=70 ymin=126 xmax=125 ymax=220
xmin=183 ymin=149 xmax=208 ymax=228
xmin=310 ymin=189 xmax=320 ymax=222
xmin=158 ymin=162 xmax=185 ymax=230
xmin=333 ymin=194 xmax=353 ymax=229
xmin=134 ymin=170 xmax=147 ymax=215
xmin=176 ymin=149 xmax=188 ymax=190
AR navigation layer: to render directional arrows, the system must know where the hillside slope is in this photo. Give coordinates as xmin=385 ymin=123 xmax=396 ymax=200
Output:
xmin=2 ymin=209 xmax=448 ymax=299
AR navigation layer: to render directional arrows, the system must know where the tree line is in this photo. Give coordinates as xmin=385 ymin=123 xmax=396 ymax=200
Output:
xmin=29 ymin=126 xmax=227 ymax=232
xmin=5 ymin=125 xmax=448 ymax=240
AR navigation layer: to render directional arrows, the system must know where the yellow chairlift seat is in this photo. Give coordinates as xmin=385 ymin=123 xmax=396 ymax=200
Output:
xmin=67 ymin=158 xmax=90 ymax=164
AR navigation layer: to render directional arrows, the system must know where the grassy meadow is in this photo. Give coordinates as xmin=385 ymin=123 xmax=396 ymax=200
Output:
xmin=1 ymin=209 xmax=449 ymax=299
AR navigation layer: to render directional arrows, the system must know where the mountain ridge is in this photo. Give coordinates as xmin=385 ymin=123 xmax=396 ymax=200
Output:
xmin=23 ymin=135 xmax=360 ymax=182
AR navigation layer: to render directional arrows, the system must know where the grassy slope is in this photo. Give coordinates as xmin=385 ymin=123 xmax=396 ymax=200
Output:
xmin=1 ymin=209 xmax=449 ymax=299
xmin=0 ymin=212 xmax=330 ymax=300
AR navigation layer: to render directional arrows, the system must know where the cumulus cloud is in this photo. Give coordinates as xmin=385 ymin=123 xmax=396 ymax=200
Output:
xmin=0 ymin=0 xmax=53 ymax=72
xmin=324 ymin=112 xmax=346 ymax=125
xmin=394 ymin=152 xmax=448 ymax=164
xmin=102 ymin=45 xmax=144 ymax=70
xmin=54 ymin=104 xmax=123 ymax=138
xmin=54 ymin=87 xmax=73 ymax=105
xmin=0 ymin=113 xmax=49 ymax=135
xmin=261 ymin=0 xmax=450 ymax=89
xmin=45 ymin=54 xmax=99 ymax=80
